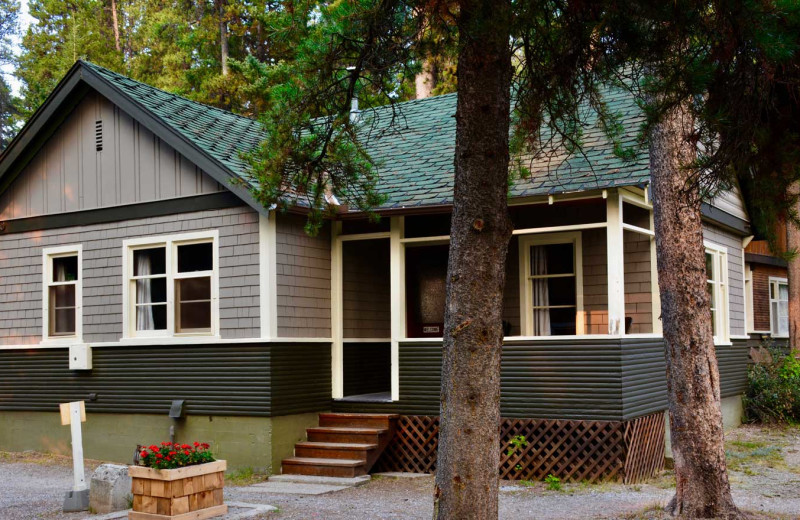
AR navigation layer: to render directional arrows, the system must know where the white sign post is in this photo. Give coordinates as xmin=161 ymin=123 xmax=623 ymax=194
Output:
xmin=60 ymin=401 xmax=90 ymax=512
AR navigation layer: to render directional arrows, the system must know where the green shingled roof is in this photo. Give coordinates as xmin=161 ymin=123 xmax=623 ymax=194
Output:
xmin=82 ymin=61 xmax=650 ymax=211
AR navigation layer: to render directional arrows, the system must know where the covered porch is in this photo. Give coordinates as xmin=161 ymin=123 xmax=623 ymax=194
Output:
xmin=330 ymin=186 xmax=661 ymax=405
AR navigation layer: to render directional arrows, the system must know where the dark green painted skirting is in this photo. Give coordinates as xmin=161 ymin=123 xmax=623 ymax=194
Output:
xmin=0 ymin=342 xmax=330 ymax=417
xmin=333 ymin=337 xmax=750 ymax=421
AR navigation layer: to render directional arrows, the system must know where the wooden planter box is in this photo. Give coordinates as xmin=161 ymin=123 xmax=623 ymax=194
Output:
xmin=128 ymin=460 xmax=227 ymax=520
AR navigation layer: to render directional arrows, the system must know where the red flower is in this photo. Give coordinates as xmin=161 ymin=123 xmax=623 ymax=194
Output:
xmin=149 ymin=445 xmax=158 ymax=451
xmin=161 ymin=442 xmax=169 ymax=446
xmin=201 ymin=443 xmax=210 ymax=449
xmin=156 ymin=453 xmax=163 ymax=459
xmin=140 ymin=451 xmax=147 ymax=458
xmin=182 ymin=444 xmax=190 ymax=449
xmin=193 ymin=441 xmax=200 ymax=447
xmin=169 ymin=451 xmax=177 ymax=456
xmin=184 ymin=450 xmax=191 ymax=456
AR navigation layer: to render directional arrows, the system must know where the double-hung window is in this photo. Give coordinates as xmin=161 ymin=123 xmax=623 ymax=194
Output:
xmin=519 ymin=232 xmax=583 ymax=336
xmin=769 ymin=277 xmax=789 ymax=337
xmin=42 ymin=245 xmax=82 ymax=342
xmin=123 ymin=231 xmax=219 ymax=339
xmin=704 ymin=243 xmax=729 ymax=343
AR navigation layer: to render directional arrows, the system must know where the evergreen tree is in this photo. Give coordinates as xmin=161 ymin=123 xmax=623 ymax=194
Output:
xmin=0 ymin=0 xmax=20 ymax=149
xmin=16 ymin=0 xmax=122 ymax=117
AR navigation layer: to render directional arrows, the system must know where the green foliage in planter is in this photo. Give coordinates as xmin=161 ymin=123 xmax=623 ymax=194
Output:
xmin=744 ymin=347 xmax=800 ymax=424
xmin=138 ymin=441 xmax=215 ymax=470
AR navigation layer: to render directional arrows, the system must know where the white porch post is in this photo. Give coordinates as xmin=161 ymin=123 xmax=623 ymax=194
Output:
xmin=331 ymin=221 xmax=344 ymax=399
xmin=649 ymin=206 xmax=662 ymax=334
xmin=389 ymin=216 xmax=405 ymax=401
xmin=259 ymin=212 xmax=278 ymax=339
xmin=606 ymin=191 xmax=626 ymax=335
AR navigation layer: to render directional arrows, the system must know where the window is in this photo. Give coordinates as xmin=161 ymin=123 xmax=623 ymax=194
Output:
xmin=519 ymin=233 xmax=583 ymax=336
xmin=123 ymin=232 xmax=218 ymax=338
xmin=705 ymin=244 xmax=729 ymax=343
xmin=42 ymin=245 xmax=82 ymax=342
xmin=769 ymin=277 xmax=789 ymax=337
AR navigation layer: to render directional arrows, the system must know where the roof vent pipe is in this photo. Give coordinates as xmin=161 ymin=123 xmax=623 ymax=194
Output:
xmin=350 ymin=97 xmax=360 ymax=123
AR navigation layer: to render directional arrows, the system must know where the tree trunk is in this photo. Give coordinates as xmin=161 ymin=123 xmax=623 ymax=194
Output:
xmin=110 ymin=0 xmax=121 ymax=52
xmin=415 ymin=59 xmax=435 ymax=99
xmin=650 ymin=103 xmax=744 ymax=519
xmin=432 ymin=0 xmax=512 ymax=518
xmin=219 ymin=0 xmax=229 ymax=76
xmin=787 ymin=182 xmax=800 ymax=355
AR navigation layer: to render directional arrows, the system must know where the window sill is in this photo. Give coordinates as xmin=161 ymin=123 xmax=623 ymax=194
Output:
xmin=40 ymin=338 xmax=84 ymax=347
xmin=119 ymin=335 xmax=221 ymax=346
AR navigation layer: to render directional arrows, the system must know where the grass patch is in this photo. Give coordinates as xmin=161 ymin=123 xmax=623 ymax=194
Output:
xmin=725 ymin=438 xmax=785 ymax=473
xmin=225 ymin=466 xmax=269 ymax=486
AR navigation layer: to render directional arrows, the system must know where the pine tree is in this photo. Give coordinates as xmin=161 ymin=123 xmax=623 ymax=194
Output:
xmin=0 ymin=0 xmax=20 ymax=149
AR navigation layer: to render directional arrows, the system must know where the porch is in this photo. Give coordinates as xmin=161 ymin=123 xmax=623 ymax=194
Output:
xmin=331 ymin=187 xmax=661 ymax=405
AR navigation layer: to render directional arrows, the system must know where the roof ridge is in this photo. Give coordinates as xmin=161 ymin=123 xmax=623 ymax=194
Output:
xmin=78 ymin=60 xmax=258 ymax=125
xmin=79 ymin=59 xmax=456 ymax=122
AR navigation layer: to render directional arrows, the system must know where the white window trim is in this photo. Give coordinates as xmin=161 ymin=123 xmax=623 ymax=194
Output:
xmin=41 ymin=245 xmax=83 ymax=345
xmin=121 ymin=231 xmax=220 ymax=340
xmin=518 ymin=231 xmax=584 ymax=337
xmin=704 ymin=242 xmax=730 ymax=344
xmin=768 ymin=276 xmax=789 ymax=338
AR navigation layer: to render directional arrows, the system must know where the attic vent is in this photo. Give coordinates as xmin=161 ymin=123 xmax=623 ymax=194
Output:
xmin=95 ymin=120 xmax=103 ymax=152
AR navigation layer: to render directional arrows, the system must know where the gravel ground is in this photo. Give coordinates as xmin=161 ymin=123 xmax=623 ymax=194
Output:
xmin=2 ymin=425 xmax=798 ymax=520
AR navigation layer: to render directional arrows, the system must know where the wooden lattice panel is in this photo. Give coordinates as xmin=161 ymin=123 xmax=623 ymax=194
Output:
xmin=499 ymin=418 xmax=625 ymax=482
xmin=623 ymin=411 xmax=666 ymax=484
xmin=375 ymin=416 xmax=634 ymax=483
xmin=374 ymin=415 xmax=440 ymax=473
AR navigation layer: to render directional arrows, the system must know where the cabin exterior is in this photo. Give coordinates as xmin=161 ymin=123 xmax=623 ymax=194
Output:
xmin=0 ymin=62 xmax=753 ymax=482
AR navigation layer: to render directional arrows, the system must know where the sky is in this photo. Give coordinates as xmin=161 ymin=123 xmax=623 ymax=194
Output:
xmin=2 ymin=0 xmax=35 ymax=96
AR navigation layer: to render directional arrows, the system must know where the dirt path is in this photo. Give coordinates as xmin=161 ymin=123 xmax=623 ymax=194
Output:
xmin=1 ymin=425 xmax=798 ymax=519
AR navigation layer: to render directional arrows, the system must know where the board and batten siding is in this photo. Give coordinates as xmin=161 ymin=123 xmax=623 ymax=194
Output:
xmin=0 ymin=205 xmax=260 ymax=344
xmin=703 ymin=223 xmax=746 ymax=336
xmin=276 ymin=213 xmax=332 ymax=338
xmin=0 ymin=342 xmax=331 ymax=417
xmin=0 ymin=91 xmax=223 ymax=221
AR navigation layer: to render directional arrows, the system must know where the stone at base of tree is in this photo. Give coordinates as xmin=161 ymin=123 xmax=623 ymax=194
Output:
xmin=90 ymin=464 xmax=132 ymax=513
xmin=63 ymin=488 xmax=90 ymax=512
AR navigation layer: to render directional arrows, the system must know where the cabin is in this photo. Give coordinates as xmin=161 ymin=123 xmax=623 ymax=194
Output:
xmin=0 ymin=61 xmax=753 ymax=483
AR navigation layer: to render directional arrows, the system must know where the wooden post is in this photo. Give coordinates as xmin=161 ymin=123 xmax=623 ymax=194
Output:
xmin=606 ymin=191 xmax=626 ymax=335
xmin=60 ymin=401 xmax=89 ymax=511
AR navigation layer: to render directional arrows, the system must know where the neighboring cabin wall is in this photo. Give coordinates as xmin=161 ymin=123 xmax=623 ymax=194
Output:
xmin=583 ymin=228 xmax=608 ymax=334
xmin=750 ymin=263 xmax=788 ymax=332
xmin=276 ymin=213 xmax=332 ymax=338
xmin=0 ymin=206 xmax=260 ymax=344
xmin=703 ymin=223 xmax=746 ymax=336
xmin=0 ymin=91 xmax=222 ymax=221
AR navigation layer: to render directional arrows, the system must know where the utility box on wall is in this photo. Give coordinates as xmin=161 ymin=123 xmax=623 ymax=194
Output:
xmin=69 ymin=344 xmax=92 ymax=370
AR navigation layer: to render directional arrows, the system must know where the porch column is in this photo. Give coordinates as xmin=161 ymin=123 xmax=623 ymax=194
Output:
xmin=389 ymin=216 xmax=405 ymax=401
xmin=606 ymin=191 xmax=626 ymax=335
xmin=331 ymin=221 xmax=344 ymax=399
xmin=650 ymin=203 xmax=662 ymax=334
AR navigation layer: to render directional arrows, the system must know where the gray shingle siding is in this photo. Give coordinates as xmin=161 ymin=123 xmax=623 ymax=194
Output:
xmin=276 ymin=213 xmax=331 ymax=338
xmin=0 ymin=205 xmax=260 ymax=344
xmin=703 ymin=223 xmax=746 ymax=336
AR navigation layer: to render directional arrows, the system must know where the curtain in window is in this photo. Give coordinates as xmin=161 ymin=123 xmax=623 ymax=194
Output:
xmin=531 ymin=246 xmax=550 ymax=335
xmin=777 ymin=283 xmax=789 ymax=336
xmin=55 ymin=261 xmax=66 ymax=282
xmin=136 ymin=253 xmax=154 ymax=330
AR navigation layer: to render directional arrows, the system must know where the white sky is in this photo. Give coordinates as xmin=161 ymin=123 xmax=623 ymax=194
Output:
xmin=2 ymin=0 xmax=35 ymax=96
